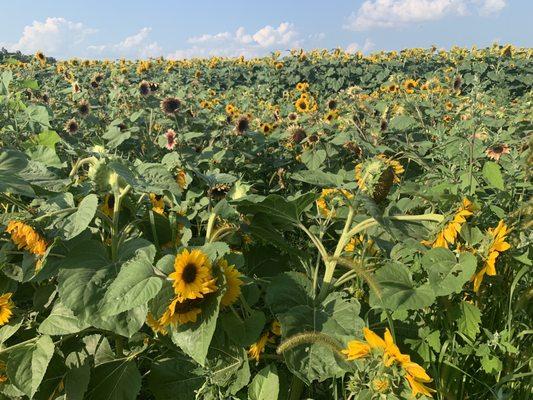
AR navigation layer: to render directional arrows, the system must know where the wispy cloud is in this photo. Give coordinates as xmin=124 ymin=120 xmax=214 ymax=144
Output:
xmin=88 ymin=27 xmax=163 ymax=59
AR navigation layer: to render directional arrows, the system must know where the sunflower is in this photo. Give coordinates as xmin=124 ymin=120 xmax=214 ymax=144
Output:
xmin=485 ymin=144 xmax=510 ymax=161
xmin=208 ymin=183 xmax=231 ymax=200
xmin=0 ymin=293 xmax=14 ymax=326
xmin=316 ymin=188 xmax=353 ymax=217
xmin=78 ymin=100 xmax=90 ymax=117
xmin=387 ymin=84 xmax=399 ymax=93
xmin=453 ymin=76 xmax=463 ymax=91
xmin=139 ymin=80 xmax=151 ymax=96
xmin=35 ymin=51 xmax=46 ymax=66
xmin=289 ymin=126 xmax=306 ymax=144
xmin=403 ymin=79 xmax=418 ymax=94
xmin=235 ymin=116 xmax=249 ymax=134
xmin=248 ymin=331 xmax=271 ymax=362
xmin=159 ymin=296 xmax=203 ymax=326
xmin=372 ymin=378 xmax=390 ymax=393
xmin=160 ymin=97 xmax=181 ymax=115
xmin=100 ymin=194 xmax=115 ymax=218
xmin=295 ymin=97 xmax=310 ymax=113
xmin=342 ymin=339 xmax=371 ymax=360
xmin=421 ymin=199 xmax=474 ymax=248
xmin=260 ymin=123 xmax=273 ymax=134
xmin=169 ymin=249 xmax=217 ymax=300
xmin=472 ymin=220 xmax=511 ymax=293
xmin=327 ymin=99 xmax=337 ymax=110
xmin=149 ymin=193 xmax=165 ymax=215
xmin=64 ymin=118 xmax=79 ymax=134
xmin=287 ymin=112 xmax=298 ymax=121
xmin=176 ymin=170 xmax=187 ymax=189
xmin=146 ymin=312 xmax=168 ymax=335
xmin=225 ymin=104 xmax=236 ymax=115
xmin=324 ymin=109 xmax=339 ymax=122
xmin=355 ymin=155 xmax=404 ymax=202
xmin=5 ymin=221 xmax=47 ymax=256
xmin=295 ymin=82 xmax=309 ymax=92
xmin=219 ymin=259 xmax=243 ymax=308
xmin=164 ymin=129 xmax=177 ymax=150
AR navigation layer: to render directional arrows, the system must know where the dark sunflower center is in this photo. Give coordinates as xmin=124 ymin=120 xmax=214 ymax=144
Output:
xmin=492 ymin=145 xmax=504 ymax=153
xmin=107 ymin=195 xmax=115 ymax=208
xmin=182 ymin=263 xmax=198 ymax=283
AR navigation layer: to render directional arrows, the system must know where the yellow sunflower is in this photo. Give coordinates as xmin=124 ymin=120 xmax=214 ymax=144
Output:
xmin=324 ymin=109 xmax=339 ymax=122
xmin=295 ymin=97 xmax=310 ymax=113
xmin=296 ymin=82 xmax=309 ymax=92
xmin=0 ymin=293 xmax=14 ymax=326
xmin=146 ymin=312 xmax=168 ymax=335
xmin=260 ymin=123 xmax=273 ymax=134
xmin=5 ymin=221 xmax=47 ymax=256
xmin=176 ymin=170 xmax=187 ymax=189
xmin=219 ymin=259 xmax=243 ymax=308
xmin=149 ymin=193 xmax=165 ymax=215
xmin=225 ymin=104 xmax=236 ymax=115
xmin=316 ymin=188 xmax=353 ymax=217
xmin=159 ymin=296 xmax=203 ymax=326
xmin=100 ymin=194 xmax=115 ymax=218
xmin=248 ymin=331 xmax=271 ymax=362
xmin=422 ymin=199 xmax=474 ymax=248
xmin=472 ymin=220 xmax=511 ymax=293
xmin=403 ymin=79 xmax=418 ymax=94
xmin=169 ymin=249 xmax=217 ymax=300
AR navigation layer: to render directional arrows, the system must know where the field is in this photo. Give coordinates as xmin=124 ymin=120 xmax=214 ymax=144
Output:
xmin=0 ymin=45 xmax=531 ymax=399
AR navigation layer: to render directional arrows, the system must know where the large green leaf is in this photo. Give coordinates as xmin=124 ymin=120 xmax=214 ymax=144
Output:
xmin=7 ymin=335 xmax=55 ymax=398
xmin=482 ymin=161 xmax=504 ymax=190
xmin=85 ymin=361 xmax=141 ymax=400
xmin=148 ymin=358 xmax=205 ymax=400
xmin=266 ymin=272 xmax=314 ymax=315
xmin=370 ymin=262 xmax=436 ymax=311
xmin=64 ymin=363 xmax=91 ymax=400
xmin=422 ymin=248 xmax=477 ymax=296
xmin=249 ymin=364 xmax=279 ymax=400
xmin=99 ymin=245 xmax=162 ymax=316
xmin=170 ymin=287 xmax=223 ymax=366
xmin=61 ymin=194 xmax=98 ymax=240
xmin=453 ymin=301 xmax=481 ymax=339
xmin=221 ymin=309 xmax=266 ymax=347
xmin=279 ymin=292 xmax=363 ymax=384
xmin=38 ymin=301 xmax=90 ymax=336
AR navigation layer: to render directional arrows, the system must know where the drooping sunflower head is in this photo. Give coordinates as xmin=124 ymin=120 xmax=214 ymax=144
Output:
xmin=100 ymin=193 xmax=115 ymax=218
xmin=64 ymin=118 xmax=79 ymax=134
xmin=219 ymin=259 xmax=243 ymax=308
xmin=208 ymin=183 xmax=231 ymax=200
xmin=78 ymin=100 xmax=90 ymax=117
xmin=146 ymin=312 xmax=168 ymax=335
xmin=139 ymin=80 xmax=151 ymax=96
xmin=169 ymin=249 xmax=216 ymax=301
xmin=160 ymin=97 xmax=181 ymax=115
xmin=355 ymin=155 xmax=403 ymax=202
xmin=0 ymin=293 xmax=14 ymax=326
xmin=6 ymin=220 xmax=47 ymax=257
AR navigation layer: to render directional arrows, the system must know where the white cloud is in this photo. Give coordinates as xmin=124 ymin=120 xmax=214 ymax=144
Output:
xmin=88 ymin=27 xmax=163 ymax=59
xmin=345 ymin=0 xmax=506 ymax=31
xmin=476 ymin=0 xmax=506 ymax=16
xmin=168 ymin=23 xmax=301 ymax=59
xmin=345 ymin=38 xmax=375 ymax=53
xmin=3 ymin=17 xmax=96 ymax=57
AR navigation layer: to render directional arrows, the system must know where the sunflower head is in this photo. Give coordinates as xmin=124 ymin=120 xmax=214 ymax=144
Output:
xmin=295 ymin=97 xmax=310 ymax=113
xmin=160 ymin=97 xmax=181 ymax=115
xmin=139 ymin=80 xmax=151 ymax=96
xmin=169 ymin=249 xmax=216 ymax=301
xmin=0 ymin=293 xmax=14 ymax=326
xmin=355 ymin=155 xmax=403 ymax=202
xmin=208 ymin=184 xmax=231 ymax=200
xmin=327 ymin=99 xmax=337 ymax=110
xmin=78 ymin=100 xmax=90 ymax=117
xmin=260 ymin=123 xmax=273 ymax=134
xmin=64 ymin=118 xmax=79 ymax=134
xmin=235 ymin=116 xmax=249 ymax=134
xmin=100 ymin=194 xmax=115 ymax=218
xmin=219 ymin=259 xmax=243 ymax=308
xmin=403 ymin=79 xmax=418 ymax=94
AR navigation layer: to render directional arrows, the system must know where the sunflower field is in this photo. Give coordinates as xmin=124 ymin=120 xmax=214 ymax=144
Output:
xmin=0 ymin=45 xmax=531 ymax=400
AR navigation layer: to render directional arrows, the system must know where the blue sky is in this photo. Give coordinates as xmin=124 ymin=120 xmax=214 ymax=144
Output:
xmin=1 ymin=0 xmax=531 ymax=59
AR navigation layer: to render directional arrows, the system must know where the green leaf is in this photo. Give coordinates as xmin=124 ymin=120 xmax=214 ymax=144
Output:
xmin=249 ymin=364 xmax=279 ymax=400
xmin=86 ymin=361 xmax=142 ymax=400
xmin=7 ymin=335 xmax=55 ymax=398
xmin=482 ymin=161 xmax=504 ymax=190
xmin=38 ymin=301 xmax=90 ymax=335
xmin=266 ymin=272 xmax=314 ymax=316
xmin=99 ymin=245 xmax=161 ymax=316
xmin=34 ymin=130 xmax=61 ymax=149
xmin=61 ymin=194 xmax=98 ymax=240
xmin=64 ymin=364 xmax=91 ymax=400
xmin=103 ymin=125 xmax=131 ymax=149
xmin=370 ymin=263 xmax=436 ymax=311
xmin=279 ymin=293 xmax=363 ymax=384
xmin=455 ymin=301 xmax=481 ymax=339
xmin=291 ymin=169 xmax=346 ymax=187
xmin=148 ymin=358 xmax=205 ymax=400
xmin=26 ymin=145 xmax=64 ymax=168
xmin=0 ymin=150 xmax=28 ymax=173
xmin=301 ymin=149 xmax=326 ymax=170
xmin=0 ymin=316 xmax=22 ymax=344
xmin=422 ymin=248 xmax=477 ymax=296
xmin=389 ymin=115 xmax=418 ymax=130
xmin=235 ymin=193 xmax=318 ymax=225
xmin=170 ymin=285 xmax=223 ymax=366
xmin=221 ymin=310 xmax=266 ymax=347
